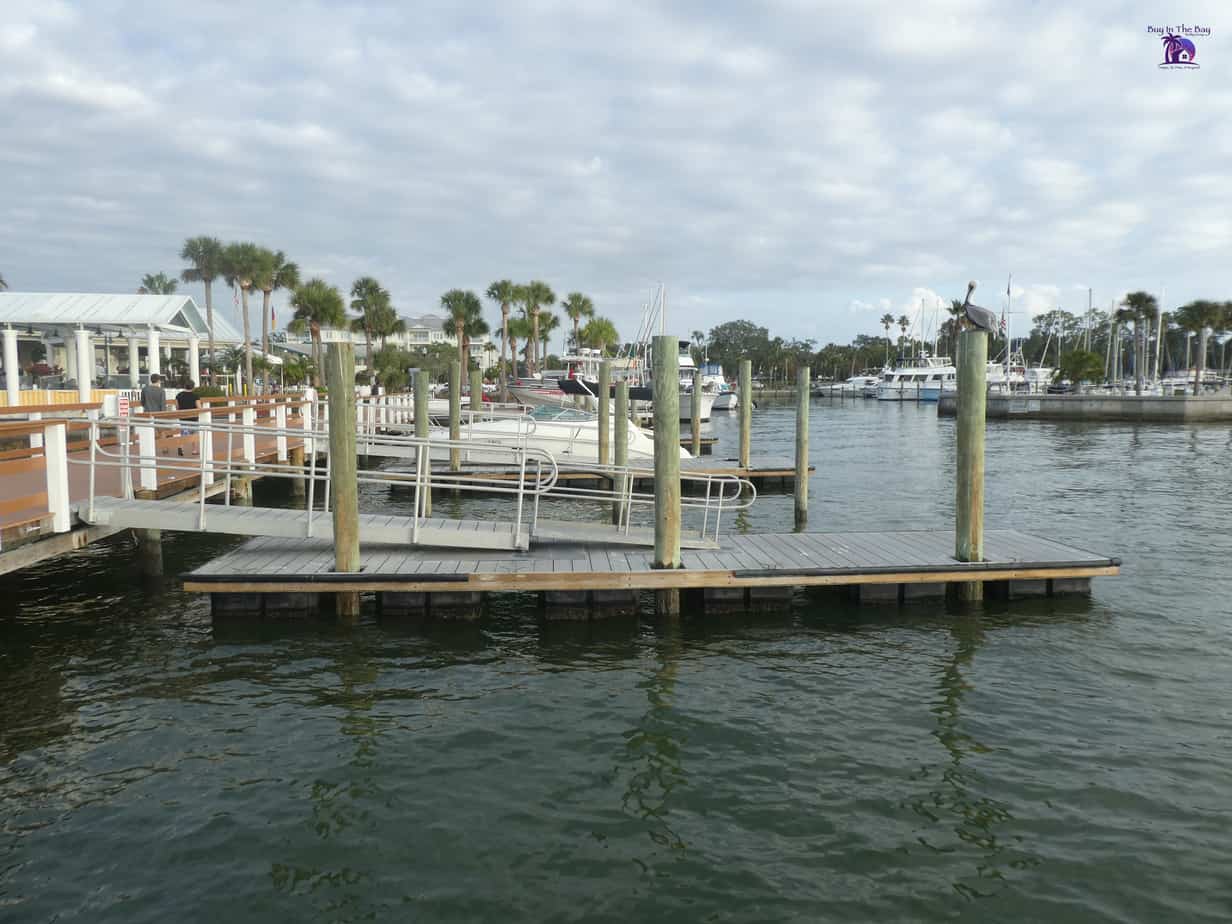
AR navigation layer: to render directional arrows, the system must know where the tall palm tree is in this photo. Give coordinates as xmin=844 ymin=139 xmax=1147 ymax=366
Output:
xmin=0 ymin=271 xmax=7 ymax=291
xmin=222 ymin=242 xmax=269 ymax=394
xmin=581 ymin=317 xmax=619 ymax=355
xmin=537 ymin=310 xmax=560 ymax=360
xmin=255 ymin=250 xmax=299 ymax=382
xmin=506 ymin=317 xmax=532 ymax=378
xmin=289 ymin=279 xmax=347 ymax=387
xmin=691 ymin=329 xmax=706 ymax=364
xmin=879 ymin=313 xmax=894 ymax=363
xmin=180 ymin=236 xmax=224 ymax=383
xmin=1173 ymin=300 xmax=1227 ymax=395
xmin=897 ymin=314 xmax=910 ymax=351
xmin=349 ymin=277 xmax=391 ymax=385
xmin=520 ymin=280 xmax=555 ymax=375
xmin=138 ymin=272 xmax=178 ymax=295
xmin=562 ymin=291 xmax=595 ymax=351
xmin=1113 ymin=304 xmax=1138 ymax=386
xmin=440 ymin=289 xmax=487 ymax=369
xmin=486 ymin=280 xmax=517 ymax=394
xmin=1121 ymin=291 xmax=1158 ymax=394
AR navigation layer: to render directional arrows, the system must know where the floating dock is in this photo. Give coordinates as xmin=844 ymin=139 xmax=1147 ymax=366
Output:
xmin=185 ymin=528 xmax=1120 ymax=618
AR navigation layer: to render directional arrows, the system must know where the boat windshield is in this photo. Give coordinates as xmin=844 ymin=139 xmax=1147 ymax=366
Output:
xmin=528 ymin=406 xmax=592 ymax=422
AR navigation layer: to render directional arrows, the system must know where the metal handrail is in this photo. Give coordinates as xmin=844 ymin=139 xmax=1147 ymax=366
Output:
xmin=69 ymin=416 xmax=560 ymax=547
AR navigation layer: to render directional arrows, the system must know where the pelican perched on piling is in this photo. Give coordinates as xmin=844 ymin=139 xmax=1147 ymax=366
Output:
xmin=960 ymin=280 xmax=999 ymax=333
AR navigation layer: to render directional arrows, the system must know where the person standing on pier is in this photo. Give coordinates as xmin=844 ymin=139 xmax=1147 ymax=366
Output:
xmin=176 ymin=381 xmax=199 ymax=441
xmin=140 ymin=373 xmax=166 ymax=413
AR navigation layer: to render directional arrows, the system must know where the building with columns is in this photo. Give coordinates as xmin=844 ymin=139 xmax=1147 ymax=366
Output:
xmin=0 ymin=292 xmax=242 ymax=405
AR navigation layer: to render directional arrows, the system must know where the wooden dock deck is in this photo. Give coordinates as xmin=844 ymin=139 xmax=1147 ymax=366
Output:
xmin=185 ymin=528 xmax=1120 ymax=616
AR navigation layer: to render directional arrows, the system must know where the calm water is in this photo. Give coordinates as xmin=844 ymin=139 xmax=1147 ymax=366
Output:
xmin=2 ymin=400 xmax=1230 ymax=922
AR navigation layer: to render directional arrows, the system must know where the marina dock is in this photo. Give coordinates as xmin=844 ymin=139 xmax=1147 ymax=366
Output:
xmin=937 ymin=391 xmax=1232 ymax=421
xmin=186 ymin=528 xmax=1119 ymax=617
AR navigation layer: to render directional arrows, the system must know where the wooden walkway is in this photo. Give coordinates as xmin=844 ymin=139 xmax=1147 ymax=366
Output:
xmin=184 ymin=528 xmax=1119 ymax=603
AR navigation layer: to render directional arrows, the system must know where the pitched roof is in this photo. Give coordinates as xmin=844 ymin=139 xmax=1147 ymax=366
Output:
xmin=0 ymin=292 xmax=243 ymax=342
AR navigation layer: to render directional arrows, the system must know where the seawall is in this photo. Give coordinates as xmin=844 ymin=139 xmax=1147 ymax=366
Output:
xmin=937 ymin=393 xmax=1232 ymax=422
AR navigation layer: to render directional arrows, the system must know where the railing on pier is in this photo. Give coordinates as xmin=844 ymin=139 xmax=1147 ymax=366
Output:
xmin=0 ymin=419 xmax=73 ymax=534
xmin=69 ymin=415 xmax=561 ymax=549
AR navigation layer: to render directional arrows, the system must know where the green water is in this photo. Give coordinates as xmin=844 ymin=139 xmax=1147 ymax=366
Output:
xmin=2 ymin=401 xmax=1229 ymax=922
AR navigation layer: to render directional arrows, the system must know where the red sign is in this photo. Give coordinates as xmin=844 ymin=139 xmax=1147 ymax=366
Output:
xmin=118 ymin=395 xmax=130 ymax=417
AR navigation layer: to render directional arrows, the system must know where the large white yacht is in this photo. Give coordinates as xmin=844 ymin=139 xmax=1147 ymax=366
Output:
xmin=876 ymin=355 xmax=955 ymax=401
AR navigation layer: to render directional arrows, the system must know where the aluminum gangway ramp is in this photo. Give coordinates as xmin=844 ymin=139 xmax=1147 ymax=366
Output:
xmin=79 ymin=497 xmax=527 ymax=550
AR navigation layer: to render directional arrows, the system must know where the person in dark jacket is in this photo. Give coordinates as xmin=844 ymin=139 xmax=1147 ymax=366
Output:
xmin=140 ymin=374 xmax=166 ymax=412
xmin=176 ymin=381 xmax=199 ymax=441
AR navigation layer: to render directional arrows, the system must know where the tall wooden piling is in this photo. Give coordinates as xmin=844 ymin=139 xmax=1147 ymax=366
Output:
xmin=691 ymin=369 xmax=702 ymax=456
xmin=414 ymin=368 xmax=431 ymax=517
xmin=449 ymin=360 xmax=461 ymax=474
xmin=739 ymin=359 xmax=752 ymax=469
xmin=597 ymin=360 xmax=611 ymax=467
xmin=795 ymin=365 xmax=809 ymax=527
xmin=955 ymin=328 xmax=988 ymax=602
xmin=612 ymin=379 xmax=629 ymax=526
xmin=652 ymin=335 xmax=682 ymax=615
xmin=326 ymin=341 xmax=361 ymax=620
xmin=470 ymin=366 xmax=483 ymax=413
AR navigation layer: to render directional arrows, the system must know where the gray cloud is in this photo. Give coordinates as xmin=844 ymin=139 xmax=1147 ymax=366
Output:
xmin=0 ymin=0 xmax=1227 ymax=349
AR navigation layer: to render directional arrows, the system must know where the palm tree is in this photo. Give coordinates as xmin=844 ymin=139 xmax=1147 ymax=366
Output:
xmin=580 ymin=316 xmax=619 ymax=355
xmin=506 ymin=316 xmax=532 ymax=378
xmin=537 ymin=310 xmax=560 ymax=360
xmin=1121 ymin=291 xmax=1158 ymax=394
xmin=138 ymin=272 xmax=178 ymax=295
xmin=440 ymin=289 xmax=487 ymax=369
xmin=255 ymin=250 xmax=299 ymax=382
xmin=562 ymin=292 xmax=595 ymax=351
xmin=289 ymin=279 xmax=347 ymax=387
xmin=879 ymin=313 xmax=894 ymax=363
xmin=1113 ymin=304 xmax=1138 ymax=386
xmin=180 ymin=236 xmax=225 ymax=383
xmin=1173 ymin=300 xmax=1228 ymax=395
xmin=520 ymin=280 xmax=555 ymax=374
xmin=222 ymin=242 xmax=269 ymax=394
xmin=897 ymin=314 xmax=910 ymax=352
xmin=691 ymin=329 xmax=706 ymax=364
xmin=0 ymin=271 xmax=7 ymax=291
xmin=349 ymin=277 xmax=391 ymax=385
xmin=485 ymin=280 xmax=517 ymax=394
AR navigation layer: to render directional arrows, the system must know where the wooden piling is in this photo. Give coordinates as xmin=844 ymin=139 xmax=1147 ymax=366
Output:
xmin=449 ymin=360 xmax=461 ymax=474
xmin=612 ymin=379 xmax=629 ymax=526
xmin=955 ymin=329 xmax=988 ymax=602
xmin=326 ymin=341 xmax=361 ymax=621
xmin=289 ymin=445 xmax=306 ymax=502
xmin=691 ymin=369 xmax=702 ymax=456
xmin=652 ymin=335 xmax=682 ymax=616
xmin=739 ymin=359 xmax=752 ymax=469
xmin=414 ymin=368 xmax=431 ymax=518
xmin=795 ymin=365 xmax=809 ymax=527
xmin=470 ymin=366 xmax=483 ymax=413
xmin=597 ymin=360 xmax=611 ymax=466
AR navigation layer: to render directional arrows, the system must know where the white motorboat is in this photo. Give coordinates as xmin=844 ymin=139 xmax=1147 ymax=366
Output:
xmin=428 ymin=407 xmax=689 ymax=464
xmin=876 ymin=355 xmax=955 ymax=401
xmin=815 ymin=374 xmax=880 ymax=397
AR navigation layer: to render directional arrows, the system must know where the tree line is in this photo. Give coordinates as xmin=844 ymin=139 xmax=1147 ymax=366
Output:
xmin=165 ymin=239 xmax=622 ymax=392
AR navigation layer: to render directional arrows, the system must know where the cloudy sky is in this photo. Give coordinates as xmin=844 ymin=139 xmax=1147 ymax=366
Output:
xmin=1 ymin=1 xmax=1227 ymax=348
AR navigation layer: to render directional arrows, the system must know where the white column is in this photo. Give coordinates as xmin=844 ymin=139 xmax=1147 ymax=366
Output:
xmin=75 ymin=327 xmax=92 ymax=403
xmin=199 ymin=408 xmax=215 ymax=487
xmin=242 ymin=405 xmax=256 ymax=468
xmin=275 ymin=402 xmax=288 ymax=461
xmin=128 ymin=334 xmax=140 ymax=387
xmin=188 ymin=335 xmax=201 ymax=385
xmin=64 ymin=335 xmax=78 ymax=383
xmin=147 ymin=326 xmax=161 ymax=377
xmin=3 ymin=325 xmax=19 ymax=407
xmin=43 ymin=422 xmax=71 ymax=533
xmin=302 ymin=388 xmax=315 ymax=457
xmin=137 ymin=421 xmax=158 ymax=492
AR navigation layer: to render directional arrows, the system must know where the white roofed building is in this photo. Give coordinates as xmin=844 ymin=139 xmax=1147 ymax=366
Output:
xmin=0 ymin=292 xmax=243 ymax=400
